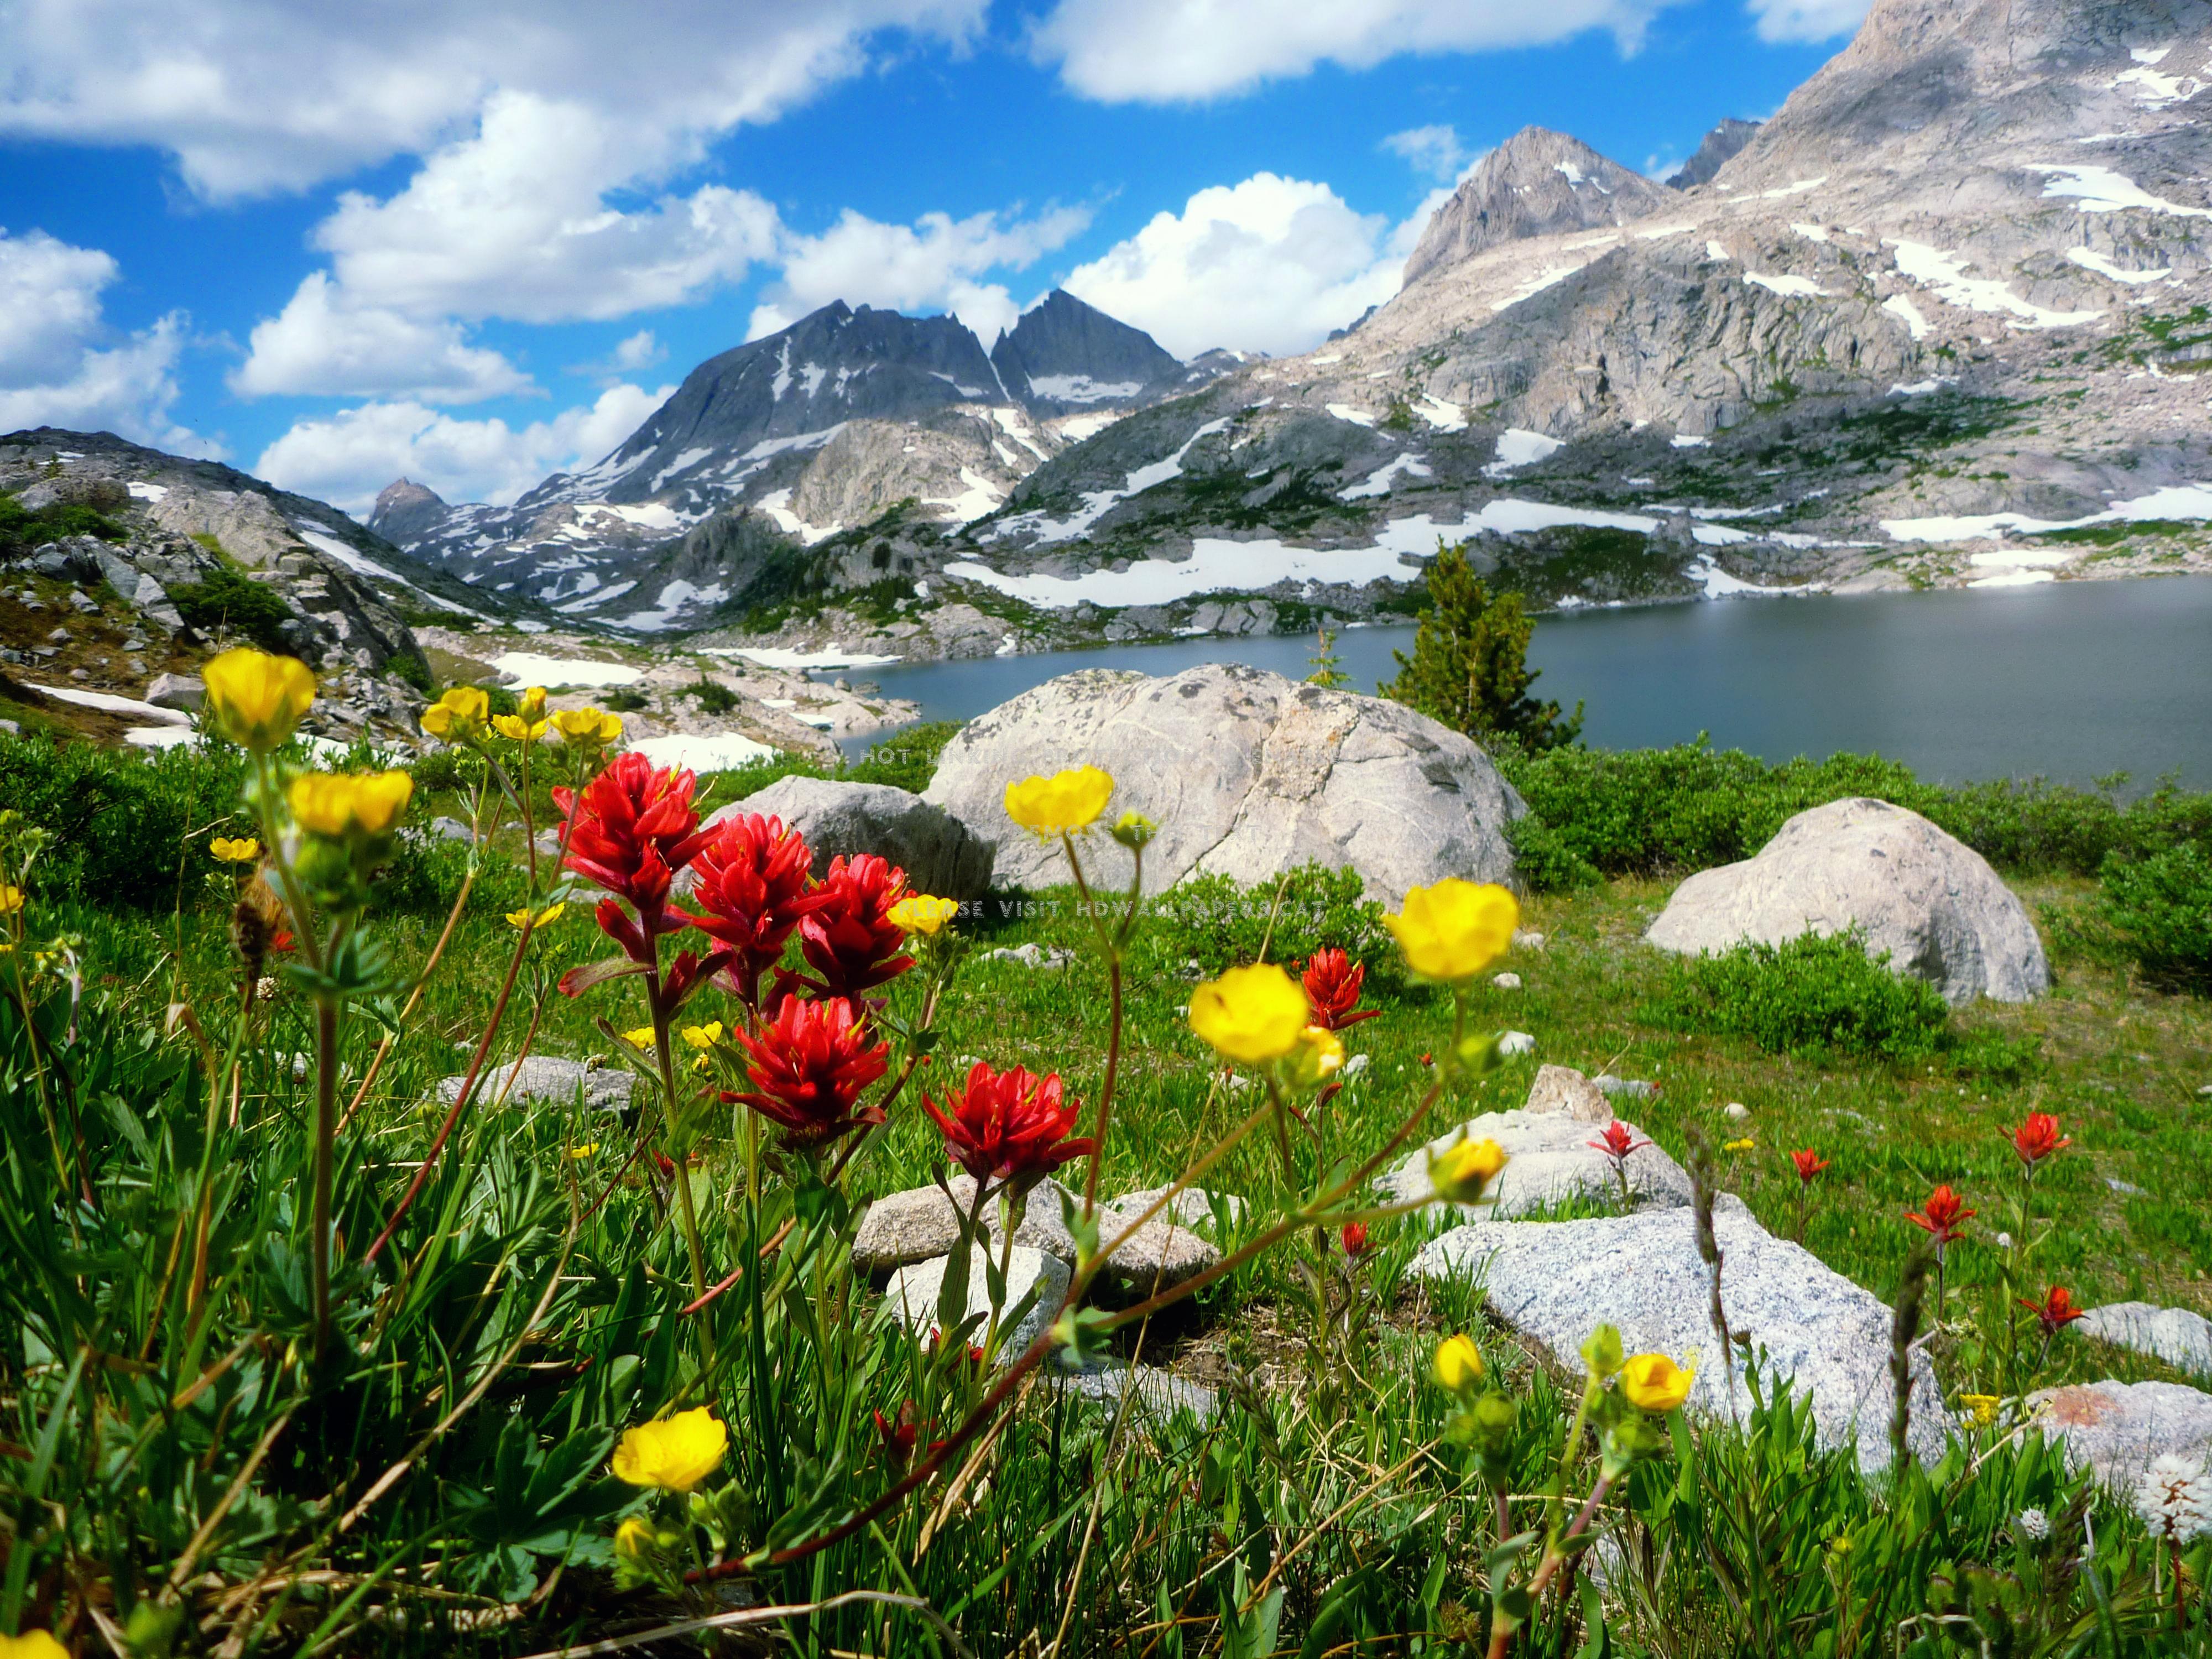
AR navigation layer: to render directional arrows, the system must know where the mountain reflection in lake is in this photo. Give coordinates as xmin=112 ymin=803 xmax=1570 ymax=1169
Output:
xmin=833 ymin=576 xmax=2212 ymax=794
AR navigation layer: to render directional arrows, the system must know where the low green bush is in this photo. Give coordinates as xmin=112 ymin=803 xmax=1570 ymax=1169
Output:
xmin=601 ymin=687 xmax=650 ymax=713
xmin=1648 ymin=930 xmax=1952 ymax=1062
xmin=0 ymin=732 xmax=247 ymax=907
xmin=169 ymin=564 xmax=296 ymax=654
xmin=0 ymin=490 xmax=128 ymax=556
xmin=846 ymin=719 xmax=962 ymax=794
xmin=684 ymin=677 xmax=739 ymax=716
xmin=1142 ymin=863 xmax=1390 ymax=978
xmin=370 ymin=826 xmax=530 ymax=920
xmin=2099 ymin=841 xmax=2212 ymax=991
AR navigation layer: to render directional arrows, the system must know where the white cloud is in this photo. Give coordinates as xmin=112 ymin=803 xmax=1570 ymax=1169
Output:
xmin=611 ymin=332 xmax=664 ymax=371
xmin=230 ymin=274 xmax=531 ymax=404
xmin=1032 ymin=0 xmax=1684 ymax=102
xmin=253 ymin=383 xmax=676 ymax=514
xmin=1383 ymin=123 xmax=1471 ymax=182
xmin=1062 ymin=174 xmax=1409 ymax=357
xmin=1746 ymin=0 xmax=1870 ymax=43
xmin=0 ymin=227 xmax=216 ymax=455
xmin=0 ymin=1 xmax=989 ymax=200
xmin=748 ymin=204 xmax=1093 ymax=343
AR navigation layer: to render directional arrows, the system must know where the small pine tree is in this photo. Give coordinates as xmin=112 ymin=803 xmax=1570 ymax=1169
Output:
xmin=1383 ymin=540 xmax=1582 ymax=750
xmin=1306 ymin=624 xmax=1350 ymax=688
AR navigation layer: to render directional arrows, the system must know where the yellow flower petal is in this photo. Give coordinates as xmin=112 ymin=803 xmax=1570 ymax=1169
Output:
xmin=0 ymin=885 xmax=22 ymax=917
xmin=1004 ymin=765 xmax=1113 ymax=836
xmin=554 ymin=707 xmax=623 ymax=747
xmin=420 ymin=685 xmax=490 ymax=744
xmin=620 ymin=1026 xmax=656 ymax=1050
xmin=1724 ymin=1136 xmax=1756 ymax=1154
xmin=1427 ymin=1136 xmax=1509 ymax=1204
xmin=1619 ymin=1352 xmax=1695 ymax=1413
xmin=611 ymin=1406 xmax=728 ymax=1493
xmin=517 ymin=686 xmax=548 ymax=722
xmin=1432 ymin=1332 xmax=1485 ymax=1394
xmin=680 ymin=1021 xmax=723 ymax=1050
xmin=568 ymin=1142 xmax=601 ymax=1160
xmin=1188 ymin=963 xmax=1310 ymax=1064
xmin=203 ymin=648 xmax=316 ymax=754
xmin=1384 ymin=880 xmax=1519 ymax=983
xmin=0 ymin=1630 xmax=71 ymax=1659
xmin=887 ymin=893 xmax=959 ymax=936
xmin=288 ymin=770 xmax=414 ymax=841
xmin=209 ymin=835 xmax=262 ymax=865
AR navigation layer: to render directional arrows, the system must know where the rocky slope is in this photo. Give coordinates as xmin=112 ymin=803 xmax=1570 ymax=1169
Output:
xmin=374 ymin=291 xmax=1236 ymax=632
xmin=1402 ymin=128 xmax=1672 ymax=286
xmin=2 ymin=427 xmax=441 ymax=743
xmin=1668 ymin=118 xmax=1761 ymax=189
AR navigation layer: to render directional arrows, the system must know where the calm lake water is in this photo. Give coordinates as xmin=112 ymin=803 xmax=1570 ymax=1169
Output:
xmin=834 ymin=577 xmax=2212 ymax=792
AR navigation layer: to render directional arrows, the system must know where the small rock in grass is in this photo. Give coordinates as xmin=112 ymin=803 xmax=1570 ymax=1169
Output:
xmin=1343 ymin=1052 xmax=1372 ymax=1077
xmin=47 ymin=626 xmax=70 ymax=644
xmin=1512 ymin=930 xmax=1547 ymax=951
xmin=2106 ymin=1177 xmax=2145 ymax=1197
xmin=2075 ymin=1303 xmax=2212 ymax=1378
xmin=1380 ymin=1108 xmax=1691 ymax=1216
xmin=1594 ymin=1074 xmax=1659 ymax=1100
xmin=1498 ymin=1031 xmax=1536 ymax=1057
xmin=0 ymin=719 xmax=19 ymax=738
xmin=1724 ymin=1102 xmax=1751 ymax=1121
xmin=1114 ymin=1186 xmax=1248 ymax=1230
xmin=430 ymin=815 xmax=474 ymax=843
xmin=985 ymin=942 xmax=1074 ymax=970
xmin=435 ymin=1055 xmax=632 ymax=1114
xmin=1524 ymin=1064 xmax=1608 ymax=1122
xmin=1493 ymin=972 xmax=1523 ymax=989
xmin=2199 ymin=1084 xmax=2212 ymax=1097
xmin=1045 ymin=1350 xmax=1216 ymax=1422
xmin=2029 ymin=1379 xmax=2212 ymax=1494
xmin=883 ymin=1245 xmax=1070 ymax=1359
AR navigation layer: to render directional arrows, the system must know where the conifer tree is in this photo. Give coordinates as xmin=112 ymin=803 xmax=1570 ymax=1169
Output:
xmin=1306 ymin=624 xmax=1350 ymax=688
xmin=1383 ymin=541 xmax=1582 ymax=750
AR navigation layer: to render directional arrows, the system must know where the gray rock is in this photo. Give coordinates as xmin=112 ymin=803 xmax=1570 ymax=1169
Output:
xmin=66 ymin=589 xmax=99 ymax=614
xmin=1525 ymin=1064 xmax=1611 ymax=1123
xmin=144 ymin=672 xmax=205 ymax=712
xmin=1512 ymin=930 xmax=1547 ymax=951
xmin=1380 ymin=1108 xmax=1692 ymax=1217
xmin=1594 ymin=1075 xmax=1660 ymax=1101
xmin=2075 ymin=1303 xmax=2212 ymax=1379
xmin=434 ymin=1055 xmax=633 ymax=1114
xmin=704 ymin=776 xmax=994 ymax=900
xmin=1412 ymin=1204 xmax=1944 ymax=1472
xmin=1646 ymin=799 xmax=2049 ymax=1006
xmin=1045 ymin=1351 xmax=1217 ymax=1422
xmin=429 ymin=815 xmax=475 ymax=843
xmin=924 ymin=662 xmax=1524 ymax=905
xmin=1114 ymin=1186 xmax=1249 ymax=1231
xmin=2028 ymin=1380 xmax=2212 ymax=1495
xmin=1498 ymin=1031 xmax=1536 ymax=1057
xmin=883 ymin=1244 xmax=1070 ymax=1359
xmin=1493 ymin=972 xmax=1523 ymax=990
xmin=0 ymin=719 xmax=19 ymax=739
xmin=984 ymin=942 xmax=1074 ymax=970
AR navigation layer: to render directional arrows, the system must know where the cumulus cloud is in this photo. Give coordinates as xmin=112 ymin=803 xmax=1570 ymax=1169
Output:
xmin=748 ymin=204 xmax=1093 ymax=343
xmin=1031 ymin=0 xmax=1685 ymax=102
xmin=1746 ymin=0 xmax=1870 ymax=42
xmin=254 ymin=384 xmax=676 ymax=514
xmin=0 ymin=227 xmax=215 ymax=454
xmin=1382 ymin=124 xmax=1473 ymax=182
xmin=230 ymin=274 xmax=531 ymax=404
xmin=1062 ymin=174 xmax=1410 ymax=358
xmin=0 ymin=0 xmax=988 ymax=200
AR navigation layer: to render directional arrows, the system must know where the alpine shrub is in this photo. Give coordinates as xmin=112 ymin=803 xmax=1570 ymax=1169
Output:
xmin=2099 ymin=842 xmax=2212 ymax=991
xmin=169 ymin=565 xmax=296 ymax=654
xmin=1648 ymin=930 xmax=1951 ymax=1061
xmin=1145 ymin=863 xmax=1390 ymax=979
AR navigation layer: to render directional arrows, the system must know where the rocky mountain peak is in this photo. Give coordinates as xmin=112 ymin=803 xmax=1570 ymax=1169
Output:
xmin=988 ymin=289 xmax=1182 ymax=413
xmin=1667 ymin=117 xmax=1761 ymax=188
xmin=1402 ymin=126 xmax=1669 ymax=286
xmin=368 ymin=477 xmax=453 ymax=546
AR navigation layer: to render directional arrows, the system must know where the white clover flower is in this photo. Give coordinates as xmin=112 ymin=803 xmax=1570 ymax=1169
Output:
xmin=2133 ymin=1454 xmax=2212 ymax=1543
xmin=2015 ymin=1507 xmax=2049 ymax=1542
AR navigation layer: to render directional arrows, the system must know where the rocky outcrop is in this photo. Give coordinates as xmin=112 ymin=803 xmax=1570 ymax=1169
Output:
xmin=1645 ymin=798 xmax=2051 ymax=1005
xmin=368 ymin=478 xmax=455 ymax=546
xmin=1412 ymin=1200 xmax=1947 ymax=1472
xmin=709 ymin=776 xmax=994 ymax=899
xmin=435 ymin=1055 xmax=634 ymax=1114
xmin=989 ymin=289 xmax=1184 ymax=414
xmin=1379 ymin=1107 xmax=1692 ymax=1218
xmin=2077 ymin=1302 xmax=2212 ymax=1377
xmin=1402 ymin=127 xmax=1669 ymax=285
xmin=2029 ymin=1378 xmax=2212 ymax=1494
xmin=1667 ymin=118 xmax=1761 ymax=188
xmin=923 ymin=663 xmax=1524 ymax=903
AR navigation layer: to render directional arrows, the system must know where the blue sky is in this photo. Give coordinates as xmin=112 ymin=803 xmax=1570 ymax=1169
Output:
xmin=0 ymin=0 xmax=1863 ymax=515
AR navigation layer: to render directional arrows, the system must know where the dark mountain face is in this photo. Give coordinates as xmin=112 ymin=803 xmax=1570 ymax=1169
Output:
xmin=367 ymin=477 xmax=453 ymax=545
xmin=988 ymin=289 xmax=1183 ymax=413
xmin=1667 ymin=118 xmax=1761 ymax=188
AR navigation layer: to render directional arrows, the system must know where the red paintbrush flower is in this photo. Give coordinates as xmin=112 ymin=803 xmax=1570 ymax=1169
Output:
xmin=555 ymin=752 xmax=713 ymax=957
xmin=727 ymin=995 xmax=889 ymax=1148
xmin=1302 ymin=948 xmax=1381 ymax=1032
xmin=1904 ymin=1184 xmax=1976 ymax=1246
xmin=1791 ymin=1150 xmax=1831 ymax=1187
xmin=795 ymin=854 xmax=915 ymax=999
xmin=2012 ymin=1112 xmax=2072 ymax=1168
xmin=1587 ymin=1120 xmax=1651 ymax=1163
xmin=1340 ymin=1222 xmax=1371 ymax=1257
xmin=681 ymin=812 xmax=833 ymax=1006
xmin=923 ymin=1061 xmax=1094 ymax=1191
xmin=2021 ymin=1285 xmax=2087 ymax=1337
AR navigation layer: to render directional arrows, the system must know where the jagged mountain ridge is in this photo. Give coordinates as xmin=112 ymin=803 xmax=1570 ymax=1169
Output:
xmin=373 ymin=290 xmax=1238 ymax=630
xmin=1402 ymin=128 xmax=1671 ymax=286
xmin=1667 ymin=118 xmax=1761 ymax=188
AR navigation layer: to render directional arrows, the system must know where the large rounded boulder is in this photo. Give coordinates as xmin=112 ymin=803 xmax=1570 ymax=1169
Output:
xmin=706 ymin=776 xmax=995 ymax=899
xmin=920 ymin=662 xmax=1525 ymax=902
xmin=1645 ymin=797 xmax=2049 ymax=1005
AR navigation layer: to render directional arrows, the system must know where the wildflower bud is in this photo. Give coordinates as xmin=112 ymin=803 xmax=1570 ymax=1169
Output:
xmin=613 ymin=1517 xmax=657 ymax=1562
xmin=1599 ymin=1411 xmax=1668 ymax=1478
xmin=1426 ymin=1135 xmax=1507 ymax=1204
xmin=1619 ymin=1350 xmax=1693 ymax=1411
xmin=1109 ymin=810 xmax=1158 ymax=851
xmin=1432 ymin=1332 xmax=1484 ymax=1396
xmin=1281 ymin=1024 xmax=1344 ymax=1089
xmin=1580 ymin=1323 xmax=1625 ymax=1382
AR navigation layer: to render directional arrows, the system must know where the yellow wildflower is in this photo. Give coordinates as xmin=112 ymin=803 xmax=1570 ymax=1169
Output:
xmin=620 ymin=1026 xmax=656 ymax=1050
xmin=492 ymin=712 xmax=550 ymax=743
xmin=612 ymin=1406 xmax=728 ymax=1493
xmin=1384 ymin=879 xmax=1519 ymax=983
xmin=1428 ymin=1136 xmax=1509 ymax=1203
xmin=553 ymin=707 xmax=624 ymax=748
xmin=210 ymin=835 xmax=262 ymax=864
xmin=1004 ymin=765 xmax=1113 ymax=836
xmin=1620 ymin=1352 xmax=1695 ymax=1413
xmin=0 ymin=1631 xmax=70 ymax=1659
xmin=568 ymin=1142 xmax=601 ymax=1160
xmin=1432 ymin=1332 xmax=1485 ymax=1395
xmin=1724 ymin=1136 xmax=1756 ymax=1154
xmin=506 ymin=901 xmax=566 ymax=930
xmin=680 ymin=1021 xmax=723 ymax=1050
xmin=613 ymin=1516 xmax=657 ymax=1561
xmin=0 ymin=884 xmax=22 ymax=916
xmin=419 ymin=685 xmax=490 ymax=743
xmin=1188 ymin=962 xmax=1310 ymax=1064
xmin=1284 ymin=1024 xmax=1344 ymax=1089
xmin=517 ymin=686 xmax=547 ymax=722
xmin=288 ymin=770 xmax=414 ymax=841
xmin=888 ymin=893 xmax=959 ymax=936
xmin=203 ymin=648 xmax=316 ymax=753
xmin=1959 ymin=1393 xmax=2001 ymax=1428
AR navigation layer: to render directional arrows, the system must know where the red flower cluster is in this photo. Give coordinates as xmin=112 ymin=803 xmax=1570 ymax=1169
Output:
xmin=2013 ymin=1112 xmax=2072 ymax=1168
xmin=2022 ymin=1284 xmax=2087 ymax=1337
xmin=684 ymin=812 xmax=831 ymax=1006
xmin=1905 ymin=1184 xmax=1975 ymax=1246
xmin=556 ymin=753 xmax=714 ymax=957
xmin=924 ymin=1061 xmax=1094 ymax=1188
xmin=1791 ymin=1150 xmax=1832 ymax=1187
xmin=728 ymin=995 xmax=890 ymax=1148
xmin=1587 ymin=1120 xmax=1651 ymax=1164
xmin=872 ymin=1400 xmax=943 ymax=1467
xmin=1340 ymin=1221 xmax=1371 ymax=1257
xmin=795 ymin=854 xmax=915 ymax=1000
xmin=1302 ymin=949 xmax=1381 ymax=1032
